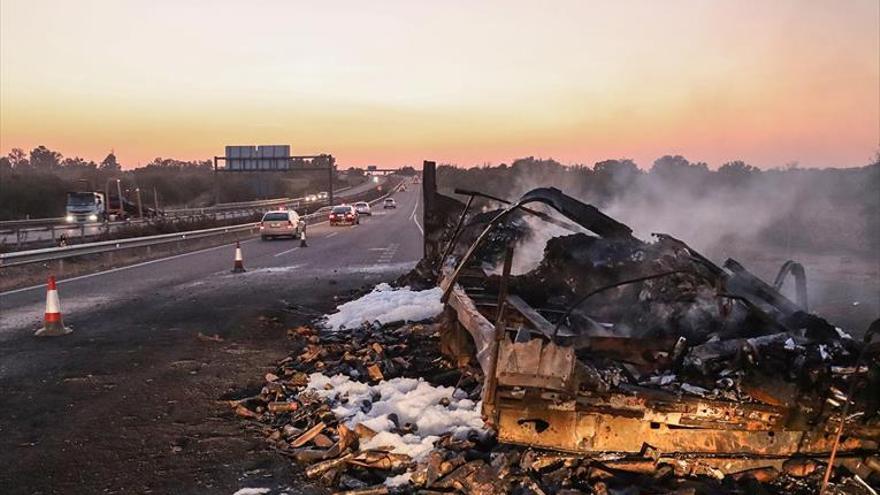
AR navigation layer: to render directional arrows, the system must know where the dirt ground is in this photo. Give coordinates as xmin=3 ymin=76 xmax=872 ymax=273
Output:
xmin=0 ymin=278 xmax=380 ymax=495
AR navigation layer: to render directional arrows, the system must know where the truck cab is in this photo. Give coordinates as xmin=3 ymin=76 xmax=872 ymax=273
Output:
xmin=66 ymin=192 xmax=106 ymax=223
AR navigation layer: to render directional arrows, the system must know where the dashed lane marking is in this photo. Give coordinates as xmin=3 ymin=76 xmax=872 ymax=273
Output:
xmin=274 ymin=246 xmax=301 ymax=257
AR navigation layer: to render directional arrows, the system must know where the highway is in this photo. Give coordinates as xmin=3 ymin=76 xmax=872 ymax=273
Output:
xmin=0 ymin=176 xmax=390 ymax=247
xmin=0 ymin=181 xmax=423 ymax=494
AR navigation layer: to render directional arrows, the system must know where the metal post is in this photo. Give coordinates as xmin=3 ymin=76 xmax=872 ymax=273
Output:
xmin=115 ymin=179 xmax=123 ymax=219
xmin=135 ymin=188 xmax=143 ymax=218
xmin=153 ymin=186 xmax=160 ymax=213
xmin=422 ymin=161 xmax=437 ymax=259
xmin=328 ymin=156 xmax=335 ymax=207
xmin=213 ymin=157 xmax=220 ymax=205
xmin=484 ymin=243 xmax=514 ymax=427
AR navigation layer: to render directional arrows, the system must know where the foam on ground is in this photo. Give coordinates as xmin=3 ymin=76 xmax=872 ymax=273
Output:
xmin=322 ymin=283 xmax=443 ymax=330
xmin=307 ymin=373 xmax=483 ymax=461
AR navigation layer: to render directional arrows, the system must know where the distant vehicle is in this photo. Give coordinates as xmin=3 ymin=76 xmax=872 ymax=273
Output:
xmin=383 ymin=198 xmax=397 ymax=209
xmin=65 ymin=191 xmax=105 ymax=223
xmin=260 ymin=209 xmax=304 ymax=240
xmin=317 ymin=191 xmax=329 ymax=200
xmin=329 ymin=205 xmax=359 ymax=226
xmin=305 ymin=194 xmax=318 ymax=202
xmin=354 ymin=201 xmax=371 ymax=216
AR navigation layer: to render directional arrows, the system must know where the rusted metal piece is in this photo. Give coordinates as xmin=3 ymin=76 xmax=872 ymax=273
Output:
xmin=496 ymin=338 xmax=577 ymax=393
xmin=442 ymin=280 xmax=497 ymax=394
xmin=495 ymin=402 xmax=877 ymax=457
xmin=483 ymin=243 xmax=514 ymax=425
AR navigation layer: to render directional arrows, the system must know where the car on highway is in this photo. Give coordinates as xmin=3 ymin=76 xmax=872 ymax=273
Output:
xmin=260 ymin=209 xmax=304 ymax=240
xmin=383 ymin=198 xmax=397 ymax=209
xmin=305 ymin=194 xmax=318 ymax=202
xmin=353 ymin=201 xmax=371 ymax=216
xmin=329 ymin=205 xmax=359 ymax=226
xmin=317 ymin=191 xmax=329 ymax=200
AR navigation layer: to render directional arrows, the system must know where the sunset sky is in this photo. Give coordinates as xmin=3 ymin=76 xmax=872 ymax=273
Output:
xmin=1 ymin=0 xmax=878 ymax=169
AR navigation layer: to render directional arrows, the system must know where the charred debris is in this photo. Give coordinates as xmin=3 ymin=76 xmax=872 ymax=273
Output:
xmin=230 ymin=163 xmax=879 ymax=494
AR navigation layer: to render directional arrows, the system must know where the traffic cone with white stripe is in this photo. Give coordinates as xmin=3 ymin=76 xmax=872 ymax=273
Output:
xmin=300 ymin=225 xmax=308 ymax=247
xmin=35 ymin=275 xmax=72 ymax=337
xmin=231 ymin=241 xmax=246 ymax=273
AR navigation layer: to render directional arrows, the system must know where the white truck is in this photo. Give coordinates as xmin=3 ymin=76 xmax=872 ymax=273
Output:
xmin=65 ymin=191 xmax=106 ymax=223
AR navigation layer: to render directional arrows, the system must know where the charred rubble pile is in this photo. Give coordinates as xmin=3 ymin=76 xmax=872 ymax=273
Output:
xmin=228 ymin=167 xmax=878 ymax=494
xmin=229 ymin=322 xmax=879 ymax=495
xmin=420 ymin=176 xmax=879 ymax=493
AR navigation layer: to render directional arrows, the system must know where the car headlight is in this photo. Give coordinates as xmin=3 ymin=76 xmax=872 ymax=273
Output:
xmin=65 ymin=215 xmax=75 ymax=222
xmin=88 ymin=214 xmax=98 ymax=221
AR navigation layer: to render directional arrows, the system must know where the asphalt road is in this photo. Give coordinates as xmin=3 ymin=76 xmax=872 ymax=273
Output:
xmin=0 ymin=176 xmax=388 ymax=246
xmin=0 ymin=179 xmax=423 ymax=494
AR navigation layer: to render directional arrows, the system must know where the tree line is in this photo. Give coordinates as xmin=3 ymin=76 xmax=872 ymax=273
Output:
xmin=0 ymin=146 xmax=371 ymax=220
xmin=436 ymin=154 xmax=880 ymax=257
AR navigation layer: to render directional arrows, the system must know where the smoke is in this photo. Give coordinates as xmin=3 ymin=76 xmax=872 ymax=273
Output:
xmin=440 ymin=158 xmax=880 ymax=332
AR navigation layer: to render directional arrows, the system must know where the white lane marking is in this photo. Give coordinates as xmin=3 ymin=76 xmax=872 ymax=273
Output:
xmin=0 ymin=238 xmax=258 ymax=297
xmin=410 ymin=194 xmax=424 ymax=235
xmin=274 ymin=246 xmax=300 ymax=257
xmin=376 ymin=243 xmax=399 ymax=263
xmin=325 ymin=232 xmax=339 ymax=238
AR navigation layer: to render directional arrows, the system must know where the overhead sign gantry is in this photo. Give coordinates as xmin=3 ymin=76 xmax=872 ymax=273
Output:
xmin=213 ymin=145 xmax=336 ymax=205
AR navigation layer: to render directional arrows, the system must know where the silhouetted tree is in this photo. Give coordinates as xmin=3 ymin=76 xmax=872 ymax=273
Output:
xmin=719 ymin=160 xmax=759 ymax=176
xmin=29 ymin=145 xmax=63 ymax=170
xmin=61 ymin=157 xmax=98 ymax=169
xmin=8 ymin=148 xmax=29 ymax=169
xmin=100 ymin=152 xmax=121 ymax=171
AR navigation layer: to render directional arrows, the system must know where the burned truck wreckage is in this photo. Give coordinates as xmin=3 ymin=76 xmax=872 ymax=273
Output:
xmin=231 ymin=164 xmax=878 ymax=494
xmin=420 ymin=164 xmax=880 ymax=490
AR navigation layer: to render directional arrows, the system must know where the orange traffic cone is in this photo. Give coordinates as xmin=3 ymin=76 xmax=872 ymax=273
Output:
xmin=35 ymin=275 xmax=72 ymax=337
xmin=231 ymin=241 xmax=246 ymax=273
xmin=300 ymin=226 xmax=308 ymax=247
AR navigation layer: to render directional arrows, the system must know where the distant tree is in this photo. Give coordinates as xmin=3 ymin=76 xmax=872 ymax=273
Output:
xmin=8 ymin=148 xmax=30 ymax=169
xmin=398 ymin=166 xmax=417 ymax=176
xmin=594 ymin=159 xmax=640 ymax=178
xmin=651 ymin=155 xmax=710 ymax=185
xmin=100 ymin=152 xmax=121 ymax=172
xmin=30 ymin=145 xmax=63 ymax=170
xmin=651 ymin=154 xmax=709 ymax=173
xmin=61 ymin=156 xmax=98 ymax=169
xmin=719 ymin=160 xmax=759 ymax=175
xmin=0 ymin=157 xmax=11 ymax=171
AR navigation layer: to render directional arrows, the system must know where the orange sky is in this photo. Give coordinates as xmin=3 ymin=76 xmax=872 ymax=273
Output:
xmin=1 ymin=0 xmax=878 ymax=169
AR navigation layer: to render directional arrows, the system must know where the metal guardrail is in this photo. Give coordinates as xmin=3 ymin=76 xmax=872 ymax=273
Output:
xmin=0 ymin=185 xmax=357 ymax=228
xmin=0 ymin=185 xmax=369 ymax=249
xmin=0 ymin=223 xmax=260 ymax=268
xmin=0 ymin=179 xmax=405 ymax=268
